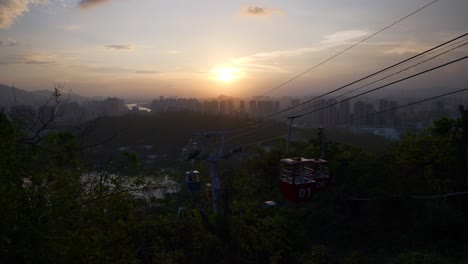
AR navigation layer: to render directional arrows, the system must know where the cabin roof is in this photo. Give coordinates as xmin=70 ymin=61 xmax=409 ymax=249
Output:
xmin=280 ymin=157 xmax=315 ymax=164
xmin=280 ymin=157 xmax=328 ymax=164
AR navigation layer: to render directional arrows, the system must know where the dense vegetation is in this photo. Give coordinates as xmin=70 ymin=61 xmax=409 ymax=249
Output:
xmin=1 ymin=109 xmax=467 ymax=263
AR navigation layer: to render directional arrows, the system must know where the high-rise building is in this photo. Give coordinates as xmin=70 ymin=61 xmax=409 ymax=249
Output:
xmin=324 ymin=98 xmax=337 ymax=127
xmin=291 ymin=99 xmax=300 ymax=108
xmin=226 ymin=99 xmax=234 ymax=115
xmin=338 ymin=100 xmax=350 ymax=125
xmin=249 ymin=100 xmax=257 ymax=117
xmin=378 ymin=99 xmax=388 ymax=127
xmin=353 ymin=101 xmax=365 ymax=127
xmin=219 ymin=100 xmax=226 ymax=115
xmin=202 ymin=100 xmax=219 ymax=115
xmin=239 ymin=100 xmax=245 ymax=113
xmin=388 ymin=100 xmax=398 ymax=127
xmin=364 ymin=103 xmax=375 ymax=126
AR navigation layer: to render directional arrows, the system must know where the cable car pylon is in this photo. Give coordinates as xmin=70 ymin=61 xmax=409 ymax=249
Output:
xmin=192 ymin=131 xmax=230 ymax=213
xmin=287 ymin=115 xmax=301 ymax=155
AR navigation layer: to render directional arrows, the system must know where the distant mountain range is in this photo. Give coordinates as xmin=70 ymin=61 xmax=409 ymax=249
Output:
xmin=0 ymin=84 xmax=90 ymax=107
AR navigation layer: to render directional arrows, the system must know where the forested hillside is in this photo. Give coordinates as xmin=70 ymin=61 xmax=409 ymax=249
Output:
xmin=1 ymin=109 xmax=467 ymax=263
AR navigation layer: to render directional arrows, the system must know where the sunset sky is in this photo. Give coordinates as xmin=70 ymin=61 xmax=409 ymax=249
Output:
xmin=0 ymin=0 xmax=467 ymax=98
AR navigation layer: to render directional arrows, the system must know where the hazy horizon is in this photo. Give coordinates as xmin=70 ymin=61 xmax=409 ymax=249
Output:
xmin=1 ymin=0 xmax=467 ymax=99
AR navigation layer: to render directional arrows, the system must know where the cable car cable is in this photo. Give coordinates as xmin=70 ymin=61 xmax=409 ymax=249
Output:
xmin=218 ymin=0 xmax=449 ymax=136
xmin=236 ymin=86 xmax=468 ymax=150
xmin=222 ymin=32 xmax=468 ymax=136
xmin=202 ymin=33 xmax=468 ymax=150
xmin=256 ymin=0 xmax=441 ymax=99
xmin=293 ymin=55 xmax=468 ymax=119
xmin=256 ymin=32 xmax=467 ymax=123
xmin=214 ymin=88 xmax=468 ymax=203
xmin=334 ymin=87 xmax=468 ymax=127
xmin=287 ymin=39 xmax=468 ymax=117
xmin=220 ymin=54 xmax=468 ymax=147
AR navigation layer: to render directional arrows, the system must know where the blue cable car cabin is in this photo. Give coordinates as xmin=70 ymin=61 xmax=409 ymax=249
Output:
xmin=279 ymin=157 xmax=330 ymax=202
xmin=185 ymin=170 xmax=201 ymax=192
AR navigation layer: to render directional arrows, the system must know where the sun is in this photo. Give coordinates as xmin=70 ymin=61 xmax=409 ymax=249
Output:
xmin=212 ymin=67 xmax=243 ymax=82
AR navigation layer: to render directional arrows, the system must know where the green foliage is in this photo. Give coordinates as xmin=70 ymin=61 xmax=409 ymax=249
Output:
xmin=224 ymin=116 xmax=467 ymax=262
xmin=293 ymin=245 xmax=332 ymax=264
xmin=0 ymin=112 xmax=154 ymax=262
xmin=393 ymin=117 xmax=459 ymax=194
xmin=386 ymin=251 xmax=443 ymax=264
xmin=2 ymin=110 xmax=467 ymax=263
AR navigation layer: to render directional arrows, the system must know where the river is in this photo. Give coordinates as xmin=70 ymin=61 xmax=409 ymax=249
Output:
xmin=125 ymin=103 xmax=151 ymax=112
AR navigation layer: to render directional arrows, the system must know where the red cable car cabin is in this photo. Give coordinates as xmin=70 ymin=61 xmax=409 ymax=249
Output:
xmin=279 ymin=157 xmax=330 ymax=202
xmin=312 ymin=159 xmax=330 ymax=191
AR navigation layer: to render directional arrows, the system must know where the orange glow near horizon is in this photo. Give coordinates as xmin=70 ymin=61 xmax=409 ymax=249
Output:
xmin=212 ymin=67 xmax=243 ymax=82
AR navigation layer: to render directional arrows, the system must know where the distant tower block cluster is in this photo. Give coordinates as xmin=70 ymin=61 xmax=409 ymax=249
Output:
xmin=150 ymin=96 xmax=248 ymax=116
xmin=377 ymin=99 xmax=398 ymax=127
xmin=248 ymin=98 xmax=280 ymax=118
xmin=150 ymin=97 xmax=202 ymax=113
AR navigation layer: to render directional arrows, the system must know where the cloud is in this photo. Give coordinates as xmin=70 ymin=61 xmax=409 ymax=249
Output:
xmin=135 ymin=70 xmax=160 ymax=74
xmin=0 ymin=0 xmax=48 ymax=28
xmin=104 ymin=44 xmax=134 ymax=50
xmin=0 ymin=52 xmax=61 ymax=65
xmin=0 ymin=38 xmax=19 ymax=46
xmin=241 ymin=6 xmax=283 ymax=17
xmin=167 ymin=50 xmax=180 ymax=54
xmin=58 ymin=25 xmax=81 ymax=32
xmin=16 ymin=53 xmax=57 ymax=64
xmin=384 ymin=41 xmax=429 ymax=55
xmin=75 ymin=65 xmax=136 ymax=74
xmin=230 ymin=30 xmax=370 ymax=72
xmin=78 ymin=0 xmax=109 ymax=9
xmin=321 ymin=30 xmax=369 ymax=45
xmin=74 ymin=65 xmax=160 ymax=75
xmin=246 ymin=6 xmax=265 ymax=15
xmin=91 ymin=66 xmax=130 ymax=73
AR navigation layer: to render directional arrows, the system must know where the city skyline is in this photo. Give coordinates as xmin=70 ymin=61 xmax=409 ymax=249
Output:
xmin=0 ymin=0 xmax=467 ymax=98
xmin=6 ymin=87 xmax=462 ymax=143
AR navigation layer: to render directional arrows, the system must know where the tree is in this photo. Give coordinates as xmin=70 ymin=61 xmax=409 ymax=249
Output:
xmin=392 ymin=117 xmax=460 ymax=194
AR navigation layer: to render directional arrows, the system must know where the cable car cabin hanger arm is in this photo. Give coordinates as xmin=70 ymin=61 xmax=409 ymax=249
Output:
xmin=280 ymin=117 xmax=331 ymax=203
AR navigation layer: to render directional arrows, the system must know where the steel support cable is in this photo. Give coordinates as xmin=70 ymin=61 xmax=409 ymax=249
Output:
xmin=232 ymin=88 xmax=468 ymax=202
xmin=334 ymin=87 xmax=468 ymax=127
xmin=294 ymin=55 xmax=468 ymax=119
xmin=289 ymin=40 xmax=468 ymax=117
xmin=258 ymin=0 xmax=441 ymax=98
xmin=347 ymin=192 xmax=468 ymax=201
xmin=236 ymin=86 xmax=468 ymax=151
xmin=220 ymin=55 xmax=468 ymax=148
xmin=226 ymin=32 xmax=468 ymax=135
xmin=204 ymin=120 xmax=288 ymax=151
xmin=346 ymin=192 xmax=468 ymax=201
xmin=222 ymin=119 xmax=288 ymax=145
xmin=330 ymin=40 xmax=468 ymax=101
